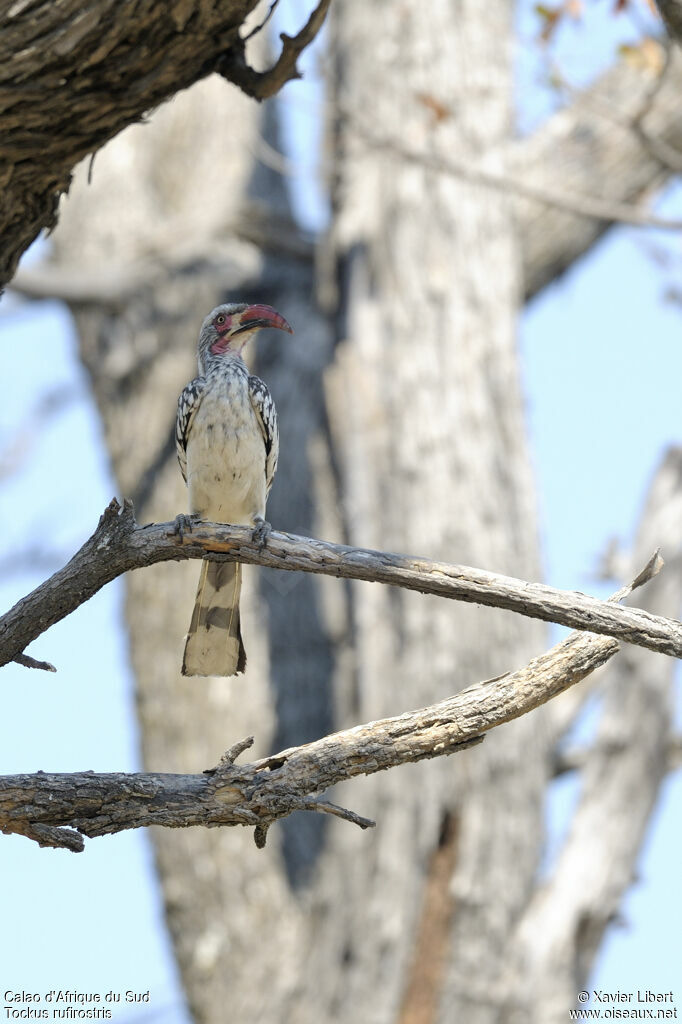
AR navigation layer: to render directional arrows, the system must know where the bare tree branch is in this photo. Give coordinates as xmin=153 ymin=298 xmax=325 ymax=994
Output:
xmin=7 ymin=203 xmax=313 ymax=308
xmin=220 ymin=0 xmax=329 ymax=98
xmin=0 ymin=589 xmax=639 ymax=850
xmin=0 ymin=553 xmax=656 ymax=852
xmin=0 ymin=500 xmax=678 ymax=672
xmin=220 ymin=0 xmax=331 ymax=99
xmin=3 ymin=5 xmax=682 ymax=306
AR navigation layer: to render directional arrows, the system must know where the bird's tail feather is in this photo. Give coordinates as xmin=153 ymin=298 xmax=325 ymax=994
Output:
xmin=182 ymin=560 xmax=246 ymax=677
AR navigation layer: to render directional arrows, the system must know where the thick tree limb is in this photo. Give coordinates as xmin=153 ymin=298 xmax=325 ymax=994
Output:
xmin=0 ymin=500 xmax=678 ymax=672
xmin=0 ymin=599 xmax=634 ymax=850
xmin=0 ymin=0 xmax=329 ymax=290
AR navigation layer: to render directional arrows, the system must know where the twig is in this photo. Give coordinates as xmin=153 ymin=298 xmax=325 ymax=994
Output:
xmin=12 ymin=653 xmax=56 ymax=673
xmin=0 ymin=501 xmax=676 ymax=673
xmin=302 ymin=798 xmax=376 ymax=830
xmin=207 ymin=735 xmax=255 ymax=774
xmin=218 ymin=0 xmax=331 ymax=101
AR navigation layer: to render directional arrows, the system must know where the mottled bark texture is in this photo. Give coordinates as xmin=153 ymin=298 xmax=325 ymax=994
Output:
xmin=8 ymin=1 xmax=679 ymax=1022
xmin=323 ymin=6 xmax=547 ymax=1024
xmin=0 ymin=0 xmax=328 ymax=290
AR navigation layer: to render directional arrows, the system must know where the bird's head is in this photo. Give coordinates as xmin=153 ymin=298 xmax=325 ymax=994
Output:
xmin=198 ymin=302 xmax=293 ymax=369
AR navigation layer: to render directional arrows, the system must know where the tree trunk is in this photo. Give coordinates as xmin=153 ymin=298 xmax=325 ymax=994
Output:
xmin=316 ymin=4 xmax=547 ymax=1022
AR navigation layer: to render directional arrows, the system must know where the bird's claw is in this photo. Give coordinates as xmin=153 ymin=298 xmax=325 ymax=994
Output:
xmin=251 ymin=516 xmax=272 ymax=550
xmin=174 ymin=513 xmax=201 ymax=542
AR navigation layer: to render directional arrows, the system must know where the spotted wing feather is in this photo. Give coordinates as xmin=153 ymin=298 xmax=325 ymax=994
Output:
xmin=248 ymin=374 xmax=279 ymax=494
xmin=176 ymin=377 xmax=206 ymax=484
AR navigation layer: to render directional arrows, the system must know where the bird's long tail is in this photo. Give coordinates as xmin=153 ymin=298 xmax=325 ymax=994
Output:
xmin=182 ymin=560 xmax=246 ymax=677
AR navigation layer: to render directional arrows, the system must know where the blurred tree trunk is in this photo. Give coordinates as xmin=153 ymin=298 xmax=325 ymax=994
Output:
xmin=317 ymin=4 xmax=547 ymax=1022
xmin=43 ymin=3 xmax=677 ymax=1023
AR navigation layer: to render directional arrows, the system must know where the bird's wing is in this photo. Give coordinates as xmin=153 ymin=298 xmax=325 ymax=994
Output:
xmin=248 ymin=374 xmax=279 ymax=494
xmin=176 ymin=377 xmax=206 ymax=484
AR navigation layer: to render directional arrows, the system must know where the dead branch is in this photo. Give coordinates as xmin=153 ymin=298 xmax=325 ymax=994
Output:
xmin=219 ymin=0 xmax=331 ymax=100
xmin=0 ymin=585 xmax=635 ymax=850
xmin=0 ymin=500 xmax=678 ymax=672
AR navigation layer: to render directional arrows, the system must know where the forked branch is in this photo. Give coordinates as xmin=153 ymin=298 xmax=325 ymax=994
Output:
xmin=0 ymin=597 xmax=630 ymax=852
xmin=218 ymin=0 xmax=331 ymax=100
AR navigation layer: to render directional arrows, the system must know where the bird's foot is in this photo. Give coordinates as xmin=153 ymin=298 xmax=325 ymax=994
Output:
xmin=251 ymin=515 xmax=272 ymax=550
xmin=174 ymin=512 xmax=201 ymax=542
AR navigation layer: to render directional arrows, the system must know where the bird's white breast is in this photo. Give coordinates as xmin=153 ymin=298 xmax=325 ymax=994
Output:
xmin=186 ymin=371 xmax=267 ymax=524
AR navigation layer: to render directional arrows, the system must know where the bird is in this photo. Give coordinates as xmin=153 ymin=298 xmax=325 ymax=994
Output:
xmin=175 ymin=301 xmax=293 ymax=677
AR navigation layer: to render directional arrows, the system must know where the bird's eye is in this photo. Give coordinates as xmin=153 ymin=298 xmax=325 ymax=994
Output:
xmin=216 ymin=314 xmax=226 ymax=325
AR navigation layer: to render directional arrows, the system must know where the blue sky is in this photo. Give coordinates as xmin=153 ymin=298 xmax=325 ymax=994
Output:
xmin=0 ymin=1 xmax=680 ymax=1017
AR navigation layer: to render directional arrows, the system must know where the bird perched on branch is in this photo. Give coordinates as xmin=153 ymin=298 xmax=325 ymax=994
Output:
xmin=176 ymin=302 xmax=293 ymax=677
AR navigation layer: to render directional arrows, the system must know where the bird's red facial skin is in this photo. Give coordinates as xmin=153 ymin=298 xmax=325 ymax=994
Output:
xmin=209 ymin=314 xmax=234 ymax=354
xmin=209 ymin=304 xmax=292 ymax=355
xmin=213 ymin=314 xmax=232 ymax=335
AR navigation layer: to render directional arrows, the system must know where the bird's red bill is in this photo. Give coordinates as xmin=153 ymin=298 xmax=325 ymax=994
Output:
xmin=239 ymin=304 xmax=293 ymax=334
